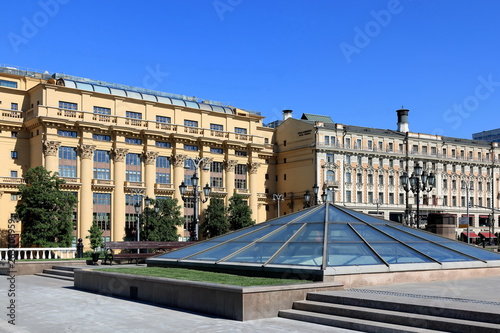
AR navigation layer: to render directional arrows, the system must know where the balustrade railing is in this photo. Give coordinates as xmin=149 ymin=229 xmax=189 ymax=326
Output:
xmin=0 ymin=247 xmax=76 ymax=260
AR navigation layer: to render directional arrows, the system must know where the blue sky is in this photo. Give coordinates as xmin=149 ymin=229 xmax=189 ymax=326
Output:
xmin=2 ymin=0 xmax=500 ymax=139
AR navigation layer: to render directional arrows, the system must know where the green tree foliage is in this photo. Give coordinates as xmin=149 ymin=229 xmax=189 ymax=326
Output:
xmin=16 ymin=166 xmax=78 ymax=247
xmin=141 ymin=198 xmax=184 ymax=241
xmin=228 ymin=194 xmax=255 ymax=231
xmin=86 ymin=221 xmax=103 ymax=251
xmin=201 ymin=197 xmax=229 ymax=239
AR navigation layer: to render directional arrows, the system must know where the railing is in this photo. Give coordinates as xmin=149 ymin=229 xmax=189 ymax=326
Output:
xmin=0 ymin=177 xmax=25 ymax=185
xmin=235 ymin=188 xmax=250 ymax=194
xmin=0 ymin=109 xmax=23 ymax=120
xmin=0 ymin=247 xmax=76 ymax=260
xmin=154 ymin=183 xmax=174 ymax=189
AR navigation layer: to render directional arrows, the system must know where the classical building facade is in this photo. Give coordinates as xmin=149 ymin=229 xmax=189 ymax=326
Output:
xmin=273 ymin=109 xmax=500 ymax=240
xmin=0 ymin=66 xmax=274 ymax=248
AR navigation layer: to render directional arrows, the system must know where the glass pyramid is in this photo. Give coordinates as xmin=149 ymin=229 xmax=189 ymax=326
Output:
xmin=147 ymin=203 xmax=500 ymax=277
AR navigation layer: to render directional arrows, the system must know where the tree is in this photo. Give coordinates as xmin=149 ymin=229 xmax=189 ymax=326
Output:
xmin=16 ymin=166 xmax=77 ymax=247
xmin=228 ymin=194 xmax=255 ymax=231
xmin=86 ymin=221 xmax=103 ymax=252
xmin=141 ymin=198 xmax=184 ymax=242
xmin=201 ymin=197 xmax=229 ymax=238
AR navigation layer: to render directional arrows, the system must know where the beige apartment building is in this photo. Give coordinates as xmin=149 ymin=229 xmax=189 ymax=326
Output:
xmin=273 ymin=109 xmax=500 ymax=240
xmin=0 ymin=66 xmax=274 ymax=248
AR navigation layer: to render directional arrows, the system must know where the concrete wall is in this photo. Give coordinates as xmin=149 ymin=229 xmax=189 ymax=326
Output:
xmin=0 ymin=260 xmax=85 ymax=275
xmin=74 ymin=269 xmax=342 ymax=321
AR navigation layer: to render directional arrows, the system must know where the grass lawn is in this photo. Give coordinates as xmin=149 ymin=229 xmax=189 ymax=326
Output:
xmin=97 ymin=266 xmax=313 ymax=286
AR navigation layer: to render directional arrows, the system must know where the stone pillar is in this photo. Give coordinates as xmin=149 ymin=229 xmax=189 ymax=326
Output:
xmin=78 ymin=144 xmax=95 ymax=249
xmin=224 ymin=159 xmax=237 ymax=204
xmin=248 ymin=162 xmax=261 ymax=222
xmin=172 ymin=154 xmax=188 ymax=203
xmin=43 ymin=140 xmax=61 ymax=174
xmin=111 ymin=148 xmax=128 ymax=242
xmin=143 ymin=151 xmax=158 ymax=200
xmin=200 ymin=158 xmax=213 ymax=211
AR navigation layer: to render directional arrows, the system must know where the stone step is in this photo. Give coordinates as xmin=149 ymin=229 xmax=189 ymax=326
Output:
xmin=42 ymin=268 xmax=74 ymax=277
xmin=279 ymin=309 xmax=436 ymax=333
xmin=34 ymin=272 xmax=74 ymax=282
xmin=306 ymin=291 xmax=500 ymax=324
xmin=51 ymin=265 xmax=81 ymax=272
xmin=292 ymin=300 xmax=500 ymax=332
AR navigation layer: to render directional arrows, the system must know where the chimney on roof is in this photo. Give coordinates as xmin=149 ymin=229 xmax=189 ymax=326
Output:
xmin=396 ymin=107 xmax=409 ymax=133
xmin=283 ymin=109 xmax=293 ymax=121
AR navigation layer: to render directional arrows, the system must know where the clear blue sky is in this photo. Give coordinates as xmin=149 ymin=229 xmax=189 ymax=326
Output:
xmin=2 ymin=0 xmax=499 ymax=139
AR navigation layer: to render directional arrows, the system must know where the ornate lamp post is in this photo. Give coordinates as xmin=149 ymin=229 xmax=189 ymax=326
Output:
xmin=179 ymin=157 xmax=211 ymax=241
xmin=461 ymin=178 xmax=474 ymax=244
xmin=400 ymin=163 xmax=435 ymax=229
xmin=273 ymin=193 xmax=285 ymax=217
xmin=130 ymin=188 xmax=145 ymax=252
xmin=304 ymin=185 xmax=327 ymax=207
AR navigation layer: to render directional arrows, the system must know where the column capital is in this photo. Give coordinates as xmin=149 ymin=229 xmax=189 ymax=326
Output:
xmin=78 ymin=144 xmax=96 ymax=159
xmin=143 ymin=151 xmax=159 ymax=165
xmin=248 ymin=162 xmax=261 ymax=174
xmin=202 ymin=157 xmax=213 ymax=170
xmin=224 ymin=159 xmax=238 ymax=172
xmin=111 ymin=148 xmax=129 ymax=162
xmin=172 ymin=154 xmax=188 ymax=167
xmin=43 ymin=140 xmax=61 ymax=157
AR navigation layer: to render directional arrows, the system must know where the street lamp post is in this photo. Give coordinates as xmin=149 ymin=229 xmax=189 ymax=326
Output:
xmin=461 ymin=179 xmax=474 ymax=244
xmin=304 ymin=186 xmax=327 ymax=207
xmin=179 ymin=157 xmax=211 ymax=241
xmin=130 ymin=189 xmax=145 ymax=253
xmin=273 ymin=193 xmax=285 ymax=217
xmin=400 ymin=163 xmax=435 ymax=229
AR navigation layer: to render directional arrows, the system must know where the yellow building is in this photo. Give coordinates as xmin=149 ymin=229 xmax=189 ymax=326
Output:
xmin=273 ymin=109 xmax=500 ymax=240
xmin=0 ymin=66 xmax=274 ymax=248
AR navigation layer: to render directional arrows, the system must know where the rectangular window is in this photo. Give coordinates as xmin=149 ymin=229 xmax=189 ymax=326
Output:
xmin=235 ymin=164 xmax=247 ymax=189
xmin=93 ymin=134 xmax=111 ymax=141
xmin=356 ymin=139 xmax=362 ymax=148
xmin=389 ymin=193 xmax=394 ymax=204
xmin=367 ymin=174 xmax=373 ymax=184
xmin=0 ymin=80 xmax=17 ymax=88
xmin=378 ymin=174 xmax=384 ymax=185
xmin=11 ymin=103 xmax=18 ymax=110
xmin=368 ymin=192 xmax=374 ymax=204
xmin=399 ymin=193 xmax=405 ymax=205
xmin=345 ymin=138 xmax=351 ymax=148
xmin=345 ymin=155 xmax=351 ymax=164
xmin=184 ymin=144 xmax=198 ymax=151
xmin=326 ymin=153 xmax=334 ymax=163
xmin=210 ymin=124 xmax=223 ymax=131
xmin=356 ymin=173 xmax=362 ymax=183
xmin=235 ymin=150 xmax=247 ymax=156
xmin=367 ymin=140 xmax=373 ymax=150
xmin=210 ymin=161 xmax=223 ymax=187
xmin=235 ymin=127 xmax=247 ymax=134
xmin=156 ymin=116 xmax=171 ymax=123
xmin=210 ymin=147 xmax=223 ymax=154
xmin=324 ymin=136 xmax=329 ymax=145
xmin=345 ymin=190 xmax=351 ymax=203
xmin=10 ymin=170 xmax=18 ymax=178
xmin=156 ymin=156 xmax=171 ymax=184
xmin=11 ymin=131 xmax=17 ymax=138
xmin=58 ymin=130 xmax=78 ymax=138
xmin=59 ymin=146 xmax=77 ymax=178
xmin=126 ymin=153 xmax=142 ymax=182
xmin=125 ymin=138 xmax=142 ymax=145
xmin=357 ymin=191 xmax=363 ymax=203
xmin=184 ymin=120 xmax=198 ymax=127
xmin=155 ymin=141 xmax=171 ymax=148
xmin=93 ymin=150 xmax=111 ymax=180
xmin=93 ymin=106 xmax=111 ymax=115
xmin=345 ymin=172 xmax=351 ymax=183
xmin=11 ymin=151 xmax=18 ymax=159
xmin=11 ymin=194 xmax=18 ymax=201
xmin=59 ymin=101 xmax=77 ymax=110
xmin=126 ymin=111 xmax=142 ymax=119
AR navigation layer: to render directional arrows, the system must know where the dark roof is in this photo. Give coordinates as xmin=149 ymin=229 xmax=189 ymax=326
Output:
xmin=301 ymin=113 xmax=334 ymax=123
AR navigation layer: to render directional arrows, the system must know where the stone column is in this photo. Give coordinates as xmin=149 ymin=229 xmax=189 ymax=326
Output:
xmin=224 ymin=160 xmax=237 ymax=204
xmin=200 ymin=158 xmax=213 ymax=224
xmin=143 ymin=151 xmax=159 ymax=200
xmin=78 ymin=144 xmax=95 ymax=249
xmin=111 ymin=148 xmax=128 ymax=242
xmin=172 ymin=154 xmax=188 ymax=202
xmin=248 ymin=162 xmax=261 ymax=222
xmin=43 ymin=140 xmax=61 ymax=174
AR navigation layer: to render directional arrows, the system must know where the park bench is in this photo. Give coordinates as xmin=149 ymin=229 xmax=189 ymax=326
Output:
xmin=102 ymin=241 xmax=194 ymax=265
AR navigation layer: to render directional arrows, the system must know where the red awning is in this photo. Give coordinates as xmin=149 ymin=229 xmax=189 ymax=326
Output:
xmin=479 ymin=231 xmax=496 ymax=238
xmin=462 ymin=231 xmax=479 ymax=238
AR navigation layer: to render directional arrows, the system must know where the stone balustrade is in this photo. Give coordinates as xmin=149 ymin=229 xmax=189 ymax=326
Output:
xmin=0 ymin=247 xmax=76 ymax=260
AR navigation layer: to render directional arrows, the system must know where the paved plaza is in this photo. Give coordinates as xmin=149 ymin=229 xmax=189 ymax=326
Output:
xmin=1 ymin=270 xmax=500 ymax=332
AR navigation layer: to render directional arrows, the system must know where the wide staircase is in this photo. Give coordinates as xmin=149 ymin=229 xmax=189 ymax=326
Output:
xmin=279 ymin=289 xmax=500 ymax=332
xmin=35 ymin=265 xmax=79 ymax=281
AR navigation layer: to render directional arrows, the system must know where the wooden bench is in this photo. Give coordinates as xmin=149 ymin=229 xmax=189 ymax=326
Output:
xmin=102 ymin=241 xmax=194 ymax=265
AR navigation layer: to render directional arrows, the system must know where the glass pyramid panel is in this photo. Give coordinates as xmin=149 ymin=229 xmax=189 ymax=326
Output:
xmin=327 ymin=205 xmax=363 ymax=222
xmin=236 ymin=225 xmax=284 ymax=242
xmin=269 ymin=243 xmax=323 ymax=266
xmin=292 ymin=223 xmax=324 ymax=242
xmin=370 ymin=243 xmax=433 ymax=264
xmin=442 ymin=242 xmax=500 ymax=261
xmin=374 ymin=225 xmax=425 ymax=242
xmin=267 ymin=209 xmax=310 ymax=225
xmin=260 ymin=223 xmax=304 ymax=242
xmin=293 ymin=208 xmax=325 ymax=223
xmin=158 ymin=241 xmax=221 ymax=259
xmin=328 ymin=224 xmax=363 ymax=242
xmin=225 ymin=242 xmax=283 ymax=264
xmin=406 ymin=242 xmax=475 ymax=262
xmin=327 ymin=243 xmax=384 ymax=266
xmin=343 ymin=209 xmax=394 ymax=224
xmin=188 ymin=242 xmax=250 ymax=261
xmin=209 ymin=225 xmax=267 ymax=242
xmin=351 ymin=224 xmax=398 ymax=242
